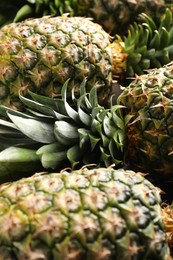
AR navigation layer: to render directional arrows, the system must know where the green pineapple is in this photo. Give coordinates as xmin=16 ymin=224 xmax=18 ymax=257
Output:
xmin=118 ymin=62 xmax=173 ymax=180
xmin=12 ymin=0 xmax=172 ymax=35
xmin=0 ymin=166 xmax=170 ymax=259
xmin=1 ymin=9 xmax=173 ymax=110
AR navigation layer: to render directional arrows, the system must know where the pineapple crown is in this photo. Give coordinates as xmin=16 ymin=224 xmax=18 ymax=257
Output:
xmin=116 ymin=8 xmax=173 ymax=80
xmin=0 ymin=79 xmax=129 ymax=180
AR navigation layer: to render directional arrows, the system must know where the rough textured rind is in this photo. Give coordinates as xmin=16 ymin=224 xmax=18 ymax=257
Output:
xmin=118 ymin=62 xmax=173 ymax=180
xmin=0 ymin=167 xmax=169 ymax=259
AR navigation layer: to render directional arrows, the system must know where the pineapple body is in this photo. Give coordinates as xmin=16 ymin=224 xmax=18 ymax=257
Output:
xmin=118 ymin=62 xmax=173 ymax=180
xmin=0 ymin=167 xmax=169 ymax=259
xmin=0 ymin=15 xmax=112 ymax=109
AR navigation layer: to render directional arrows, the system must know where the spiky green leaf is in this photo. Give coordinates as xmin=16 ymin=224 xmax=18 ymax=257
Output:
xmin=8 ymin=112 xmax=56 ymax=143
xmin=54 ymin=121 xmax=79 ymax=145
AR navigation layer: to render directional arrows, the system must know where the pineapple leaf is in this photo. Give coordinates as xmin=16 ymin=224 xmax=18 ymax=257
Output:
xmin=100 ymin=146 xmax=111 ymax=166
xmin=7 ymin=112 xmax=56 ymax=143
xmin=79 ymin=77 xmax=88 ymax=96
xmin=36 ymin=142 xmax=65 ymax=155
xmin=78 ymin=106 xmax=91 ymax=126
xmin=113 ymin=129 xmax=125 ymax=148
xmin=61 ymin=80 xmax=80 ymax=123
xmin=0 ymin=137 xmax=36 ymax=151
xmin=0 ymin=146 xmax=41 ymax=176
xmin=109 ymin=140 xmax=123 ymax=165
xmin=89 ymin=85 xmax=99 ymax=108
xmin=37 ymin=142 xmax=67 ymax=169
xmin=26 ymin=90 xmax=59 ymax=110
xmin=140 ymin=12 xmax=157 ymax=32
xmin=39 ymin=150 xmax=67 ymax=169
xmin=149 ymin=31 xmax=160 ymax=50
xmin=13 ymin=4 xmax=33 ymax=22
xmin=103 ymin=113 xmax=116 ymax=137
xmin=112 ymin=107 xmax=125 ymax=130
xmin=54 ymin=121 xmax=79 ymax=145
xmin=139 ymin=26 xmax=150 ymax=47
xmin=0 ymin=146 xmax=39 ymax=162
xmin=78 ymin=128 xmax=90 ymax=150
xmin=19 ymin=93 xmax=56 ymax=118
xmin=67 ymin=144 xmax=81 ymax=166
xmin=159 ymin=27 xmax=169 ymax=49
xmin=0 ymin=105 xmax=35 ymax=119
xmin=92 ymin=107 xmax=103 ymax=120
xmin=168 ymin=27 xmax=173 ymax=46
xmin=89 ymin=134 xmax=100 ymax=151
xmin=159 ymin=8 xmax=172 ymax=31
xmin=0 ymin=119 xmax=19 ymax=132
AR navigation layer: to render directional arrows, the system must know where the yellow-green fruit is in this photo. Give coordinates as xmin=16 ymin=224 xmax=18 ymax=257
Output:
xmin=118 ymin=62 xmax=173 ymax=180
xmin=0 ymin=167 xmax=170 ymax=259
xmin=0 ymin=15 xmax=112 ymax=109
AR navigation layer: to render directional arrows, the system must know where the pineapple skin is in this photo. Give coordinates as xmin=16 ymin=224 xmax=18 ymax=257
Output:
xmin=0 ymin=15 xmax=112 ymax=110
xmin=118 ymin=62 xmax=173 ymax=180
xmin=0 ymin=167 xmax=170 ymax=259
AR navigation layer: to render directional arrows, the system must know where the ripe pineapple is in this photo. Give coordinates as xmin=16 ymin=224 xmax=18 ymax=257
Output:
xmin=12 ymin=0 xmax=172 ymax=35
xmin=1 ymin=9 xmax=173 ymax=110
xmin=118 ymin=62 xmax=173 ymax=180
xmin=0 ymin=166 xmax=170 ymax=259
xmin=0 ymin=15 xmax=113 ymax=109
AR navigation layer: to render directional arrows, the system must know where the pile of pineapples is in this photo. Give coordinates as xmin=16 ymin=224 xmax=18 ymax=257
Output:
xmin=1 ymin=1 xmax=173 ymax=259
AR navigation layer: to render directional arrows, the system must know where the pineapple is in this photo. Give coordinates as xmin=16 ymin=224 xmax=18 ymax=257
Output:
xmin=12 ymin=0 xmax=172 ymax=35
xmin=0 ymin=14 xmax=113 ymax=109
xmin=0 ymin=166 xmax=170 ymax=259
xmin=118 ymin=62 xmax=173 ymax=180
xmin=1 ymin=9 xmax=173 ymax=110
